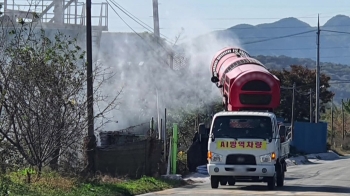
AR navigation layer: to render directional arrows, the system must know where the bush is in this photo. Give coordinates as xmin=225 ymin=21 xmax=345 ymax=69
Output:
xmin=177 ymin=151 xmax=189 ymax=176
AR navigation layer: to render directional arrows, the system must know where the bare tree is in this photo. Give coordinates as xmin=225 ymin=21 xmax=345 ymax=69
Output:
xmin=0 ymin=16 xmax=121 ymax=175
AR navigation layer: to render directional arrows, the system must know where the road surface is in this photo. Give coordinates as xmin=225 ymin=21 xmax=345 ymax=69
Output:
xmin=141 ymin=157 xmax=350 ymax=196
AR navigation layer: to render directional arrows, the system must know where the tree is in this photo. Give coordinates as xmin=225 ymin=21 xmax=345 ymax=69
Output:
xmin=270 ymin=65 xmax=334 ymax=122
xmin=322 ymin=104 xmax=350 ymax=149
xmin=0 ymin=19 xmax=121 ymax=174
xmin=255 ymin=55 xmax=350 ymax=104
xmin=342 ymin=99 xmax=350 ymax=114
xmin=167 ymin=100 xmax=222 ymax=151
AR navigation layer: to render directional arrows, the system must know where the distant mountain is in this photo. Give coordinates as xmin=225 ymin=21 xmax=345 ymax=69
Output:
xmin=200 ymin=15 xmax=350 ymax=65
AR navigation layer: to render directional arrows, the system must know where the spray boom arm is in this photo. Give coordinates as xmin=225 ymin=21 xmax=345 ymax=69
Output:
xmin=210 ymin=47 xmax=281 ymax=111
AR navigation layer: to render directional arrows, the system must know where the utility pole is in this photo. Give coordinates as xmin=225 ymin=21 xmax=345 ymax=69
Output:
xmin=151 ymin=0 xmax=174 ymax=70
xmin=315 ymin=14 xmax=321 ymax=123
xmin=85 ymin=0 xmax=96 ymax=173
xmin=331 ymin=97 xmax=334 ymax=146
xmin=152 ymin=0 xmax=160 ymax=42
xmin=309 ymin=88 xmax=313 ymax=123
xmin=342 ymin=99 xmax=345 ymax=140
xmin=156 ymin=89 xmax=161 ymax=139
xmin=170 ymin=52 xmax=174 ymax=70
xmin=54 ymin=0 xmax=64 ymax=24
xmin=291 ymin=83 xmax=296 ymax=139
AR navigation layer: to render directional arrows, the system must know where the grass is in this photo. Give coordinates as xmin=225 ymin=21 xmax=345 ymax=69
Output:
xmin=0 ymin=171 xmax=189 ymax=196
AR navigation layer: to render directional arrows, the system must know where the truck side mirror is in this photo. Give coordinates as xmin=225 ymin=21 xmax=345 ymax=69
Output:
xmin=279 ymin=125 xmax=286 ymax=142
xmin=279 ymin=125 xmax=286 ymax=136
xmin=198 ymin=123 xmax=207 ymax=135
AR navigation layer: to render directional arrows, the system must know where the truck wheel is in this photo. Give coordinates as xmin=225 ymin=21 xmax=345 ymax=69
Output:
xmin=211 ymin=176 xmax=219 ymax=189
xmin=220 ymin=178 xmax=228 ymax=186
xmin=267 ymin=175 xmax=276 ymax=190
xmin=227 ymin=177 xmax=236 ymax=186
xmin=277 ymin=170 xmax=285 ymax=187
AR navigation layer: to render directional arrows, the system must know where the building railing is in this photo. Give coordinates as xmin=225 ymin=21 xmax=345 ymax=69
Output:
xmin=3 ymin=0 xmax=108 ymax=29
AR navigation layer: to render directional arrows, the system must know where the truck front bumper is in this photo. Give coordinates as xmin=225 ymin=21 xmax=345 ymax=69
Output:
xmin=207 ymin=164 xmax=275 ymax=177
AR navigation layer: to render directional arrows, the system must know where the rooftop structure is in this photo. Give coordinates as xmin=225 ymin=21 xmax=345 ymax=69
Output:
xmin=2 ymin=0 xmax=108 ymax=62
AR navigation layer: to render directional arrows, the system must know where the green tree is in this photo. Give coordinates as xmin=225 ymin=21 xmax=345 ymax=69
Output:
xmin=270 ymin=65 xmax=334 ymax=122
xmin=342 ymin=99 xmax=350 ymax=114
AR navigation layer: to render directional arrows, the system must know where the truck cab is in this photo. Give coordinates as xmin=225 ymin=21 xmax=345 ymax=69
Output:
xmin=202 ymin=111 xmax=290 ymax=190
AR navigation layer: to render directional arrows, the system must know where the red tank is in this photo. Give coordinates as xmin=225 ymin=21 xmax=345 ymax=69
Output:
xmin=210 ymin=47 xmax=280 ymax=111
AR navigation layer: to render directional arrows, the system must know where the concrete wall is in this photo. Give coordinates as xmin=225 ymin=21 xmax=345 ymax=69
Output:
xmin=95 ymin=138 xmax=163 ymax=178
xmin=291 ymin=122 xmax=328 ymax=154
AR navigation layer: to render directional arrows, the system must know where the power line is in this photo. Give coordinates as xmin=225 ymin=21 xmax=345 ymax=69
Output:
xmin=109 ymin=0 xmax=174 ymax=44
xmin=109 ymin=0 xmax=154 ymax=32
xmin=251 ymin=46 xmax=350 ymax=51
xmin=322 ymin=29 xmax=350 ymax=35
xmin=281 ymin=80 xmax=350 ymax=90
xmin=106 ymin=3 xmax=348 ymax=67
xmin=107 ymin=0 xmax=176 ymax=57
xmin=331 ymin=79 xmax=350 ymax=81
xmin=287 ymin=81 xmax=350 ymax=89
xmin=144 ymin=15 xmax=342 ymax=21
xmin=238 ymin=33 xmax=350 ymax=39
xmin=241 ymin=30 xmax=316 ymax=45
xmin=106 ymin=1 xmax=148 ymax=42
xmin=106 ymin=3 xmax=350 ymax=65
xmin=105 ymin=0 xmax=170 ymax=66
xmin=190 ymin=16 xmax=334 ymax=20
xmin=153 ymin=24 xmax=350 ymax=30
xmin=330 ymin=81 xmax=350 ymax=84
xmin=109 ymin=12 xmax=350 ymax=42
xmin=105 ymin=27 xmax=350 ymax=42
xmin=239 ymin=27 xmax=350 ymax=48
xmin=319 ymin=55 xmax=350 ymax=59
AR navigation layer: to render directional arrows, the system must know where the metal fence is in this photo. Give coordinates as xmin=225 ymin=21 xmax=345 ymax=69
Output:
xmin=291 ymin=122 xmax=328 ymax=154
xmin=95 ymin=137 xmax=163 ymax=178
xmin=95 ymin=121 xmax=165 ymax=178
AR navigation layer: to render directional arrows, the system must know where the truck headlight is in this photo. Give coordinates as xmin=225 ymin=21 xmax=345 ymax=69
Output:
xmin=260 ymin=153 xmax=275 ymax=163
xmin=208 ymin=151 xmax=223 ymax=163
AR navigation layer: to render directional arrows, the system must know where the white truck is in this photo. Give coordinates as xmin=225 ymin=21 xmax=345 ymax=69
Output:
xmin=200 ymin=111 xmax=290 ymax=190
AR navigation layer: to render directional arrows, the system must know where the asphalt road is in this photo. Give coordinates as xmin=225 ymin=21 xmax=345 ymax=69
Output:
xmin=140 ymin=157 xmax=350 ymax=196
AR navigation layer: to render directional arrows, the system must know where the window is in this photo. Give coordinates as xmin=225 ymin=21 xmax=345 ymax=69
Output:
xmin=239 ymin=94 xmax=272 ymax=105
xmin=241 ymin=80 xmax=271 ymax=91
xmin=211 ymin=115 xmax=273 ymax=139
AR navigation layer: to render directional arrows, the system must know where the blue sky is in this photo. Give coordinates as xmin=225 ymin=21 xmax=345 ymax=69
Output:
xmin=92 ymin=0 xmax=350 ymax=43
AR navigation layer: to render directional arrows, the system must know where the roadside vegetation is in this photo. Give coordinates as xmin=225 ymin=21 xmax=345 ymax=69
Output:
xmin=0 ymin=6 xmax=188 ymax=195
xmin=322 ymin=99 xmax=350 ymax=154
xmin=0 ymin=171 xmax=188 ymax=196
xmin=0 ymin=3 xmax=348 ymax=195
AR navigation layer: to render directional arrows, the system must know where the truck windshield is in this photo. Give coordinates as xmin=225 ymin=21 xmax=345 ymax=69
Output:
xmin=211 ymin=116 xmax=273 ymax=139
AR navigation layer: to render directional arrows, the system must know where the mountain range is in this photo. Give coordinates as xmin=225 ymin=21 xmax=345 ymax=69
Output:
xmin=206 ymin=15 xmax=350 ymax=65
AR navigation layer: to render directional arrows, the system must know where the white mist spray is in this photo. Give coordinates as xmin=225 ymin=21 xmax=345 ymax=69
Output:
xmin=93 ymin=9 xmax=243 ymax=140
